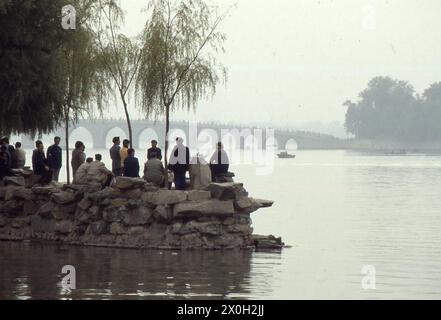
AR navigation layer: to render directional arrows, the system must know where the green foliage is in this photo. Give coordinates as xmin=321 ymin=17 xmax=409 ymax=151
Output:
xmin=59 ymin=0 xmax=111 ymax=121
xmin=136 ymin=0 xmax=228 ymax=162
xmin=136 ymin=0 xmax=227 ymax=114
xmin=0 ymin=0 xmax=110 ymax=136
xmin=1 ymin=0 xmax=229 ymax=156
xmin=94 ymin=0 xmax=142 ymax=146
xmin=0 ymin=0 xmax=69 ymax=136
xmin=97 ymin=34 xmax=141 ymax=100
xmin=344 ymin=76 xmax=441 ymax=141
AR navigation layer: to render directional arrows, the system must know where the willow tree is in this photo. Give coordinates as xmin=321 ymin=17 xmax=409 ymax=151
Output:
xmin=0 ymin=0 xmax=69 ymax=136
xmin=58 ymin=0 xmax=111 ymax=183
xmin=136 ymin=0 xmax=228 ymax=166
xmin=94 ymin=0 xmax=141 ymax=147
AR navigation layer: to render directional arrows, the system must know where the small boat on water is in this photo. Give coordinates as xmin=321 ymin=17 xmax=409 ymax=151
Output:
xmin=277 ymin=151 xmax=296 ymax=159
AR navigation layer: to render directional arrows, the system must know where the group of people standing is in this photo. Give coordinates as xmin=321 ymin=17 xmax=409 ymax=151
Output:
xmin=0 ymin=134 xmax=231 ymax=191
xmin=1 ymin=135 xmax=81 ymax=185
xmin=107 ymin=136 xmax=230 ymax=190
xmin=108 ymin=137 xmax=172 ymax=188
xmin=0 ymin=136 xmax=27 ymax=179
xmin=21 ymin=137 xmax=62 ymax=185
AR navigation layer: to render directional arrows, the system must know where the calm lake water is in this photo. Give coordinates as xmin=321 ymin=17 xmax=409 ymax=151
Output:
xmin=2 ymin=150 xmax=441 ymax=299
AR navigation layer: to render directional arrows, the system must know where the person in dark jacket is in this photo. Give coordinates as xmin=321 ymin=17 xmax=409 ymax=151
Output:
xmin=1 ymin=137 xmax=12 ymax=169
xmin=0 ymin=149 xmax=13 ymax=180
xmin=168 ymin=137 xmax=190 ymax=190
xmin=71 ymin=141 xmax=85 ymax=177
xmin=210 ymin=142 xmax=230 ymax=177
xmin=109 ymin=136 xmax=122 ymax=176
xmin=147 ymin=140 xmax=162 ymax=160
xmin=32 ymin=140 xmax=52 ymax=185
xmin=123 ymin=148 xmax=140 ymax=178
xmin=12 ymin=142 xmax=26 ymax=169
xmin=47 ymin=136 xmax=62 ymax=181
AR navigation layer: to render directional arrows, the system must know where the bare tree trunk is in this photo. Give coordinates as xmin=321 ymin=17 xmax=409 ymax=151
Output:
xmin=164 ymin=104 xmax=170 ymax=169
xmin=122 ymin=97 xmax=133 ymax=148
xmin=64 ymin=107 xmax=71 ymax=184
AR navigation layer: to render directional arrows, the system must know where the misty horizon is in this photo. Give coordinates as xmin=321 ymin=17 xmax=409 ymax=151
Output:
xmin=97 ymin=0 xmax=441 ymax=132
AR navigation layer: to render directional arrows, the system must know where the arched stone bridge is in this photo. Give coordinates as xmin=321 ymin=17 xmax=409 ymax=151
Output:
xmin=22 ymin=119 xmax=344 ymax=150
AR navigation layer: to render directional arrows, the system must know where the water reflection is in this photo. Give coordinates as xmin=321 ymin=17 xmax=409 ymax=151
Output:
xmin=0 ymin=242 xmax=279 ymax=300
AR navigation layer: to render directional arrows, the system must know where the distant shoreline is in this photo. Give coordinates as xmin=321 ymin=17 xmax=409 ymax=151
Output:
xmin=273 ymin=137 xmax=441 ymax=153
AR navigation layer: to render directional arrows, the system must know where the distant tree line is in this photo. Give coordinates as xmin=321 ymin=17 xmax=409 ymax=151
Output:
xmin=344 ymin=76 xmax=441 ymax=141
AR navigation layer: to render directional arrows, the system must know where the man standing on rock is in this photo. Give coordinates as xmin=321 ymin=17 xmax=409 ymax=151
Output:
xmin=71 ymin=141 xmax=86 ymax=177
xmin=32 ymin=140 xmax=52 ymax=185
xmin=13 ymin=142 xmax=26 ymax=169
xmin=47 ymin=136 xmax=62 ymax=182
xmin=0 ymin=148 xmax=12 ymax=180
xmin=147 ymin=140 xmax=162 ymax=161
xmin=123 ymin=148 xmax=140 ymax=178
xmin=210 ymin=142 xmax=230 ymax=181
xmin=168 ymin=137 xmax=190 ymax=190
xmin=120 ymin=139 xmax=130 ymax=172
xmin=109 ymin=136 xmax=122 ymax=177
xmin=0 ymin=137 xmax=12 ymax=169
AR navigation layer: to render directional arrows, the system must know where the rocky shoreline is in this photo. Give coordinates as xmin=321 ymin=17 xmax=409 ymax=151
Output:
xmin=0 ymin=173 xmax=284 ymax=250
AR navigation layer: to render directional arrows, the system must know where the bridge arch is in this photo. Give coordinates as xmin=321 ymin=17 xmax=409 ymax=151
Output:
xmin=69 ymin=127 xmax=94 ymax=149
xmin=220 ymin=132 xmax=238 ymax=151
xmin=197 ymin=128 xmax=218 ymax=158
xmin=104 ymin=127 xmax=128 ymax=149
xmin=167 ymin=128 xmax=187 ymax=146
xmin=244 ymin=135 xmax=260 ymax=150
xmin=265 ymin=136 xmax=279 ymax=150
xmin=138 ymin=128 xmax=160 ymax=149
xmin=284 ymin=138 xmax=298 ymax=151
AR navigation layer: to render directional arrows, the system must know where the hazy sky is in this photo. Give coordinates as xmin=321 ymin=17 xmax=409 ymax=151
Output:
xmin=108 ymin=0 xmax=441 ymax=128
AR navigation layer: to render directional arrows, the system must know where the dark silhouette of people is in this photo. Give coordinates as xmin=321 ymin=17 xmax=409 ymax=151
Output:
xmin=1 ymin=137 xmax=12 ymax=169
xmin=210 ymin=142 xmax=230 ymax=178
xmin=109 ymin=136 xmax=122 ymax=176
xmin=32 ymin=140 xmax=52 ymax=185
xmin=147 ymin=140 xmax=162 ymax=160
xmin=168 ymin=137 xmax=190 ymax=190
xmin=12 ymin=142 xmax=26 ymax=169
xmin=0 ymin=148 xmax=13 ymax=180
xmin=71 ymin=141 xmax=85 ymax=176
xmin=47 ymin=136 xmax=62 ymax=182
xmin=123 ymin=148 xmax=140 ymax=178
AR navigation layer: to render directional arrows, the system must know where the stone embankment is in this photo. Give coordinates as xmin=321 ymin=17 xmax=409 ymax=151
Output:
xmin=0 ymin=173 xmax=283 ymax=250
